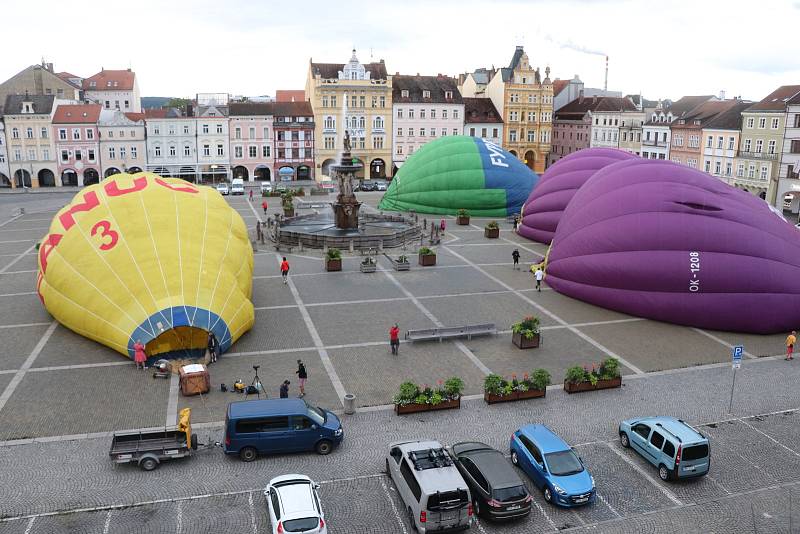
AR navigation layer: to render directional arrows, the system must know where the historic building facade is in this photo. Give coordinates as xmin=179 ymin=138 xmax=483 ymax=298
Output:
xmin=777 ymin=91 xmax=800 ymax=214
xmin=98 ymin=109 xmax=146 ymax=179
xmin=272 ymin=101 xmax=315 ymax=181
xmin=83 ymin=69 xmax=142 ymax=113
xmin=229 ymin=102 xmax=274 ymax=181
xmin=0 ymin=62 xmax=81 ymax=106
xmin=700 ymin=102 xmax=750 ymax=186
xmin=0 ymin=117 xmax=9 ymax=187
xmin=391 ymin=74 xmax=464 ymax=172
xmin=52 ymin=104 xmax=102 ymax=186
xmin=195 ymin=94 xmax=230 ymax=182
xmin=306 ymin=50 xmax=393 ymax=179
xmin=3 ymin=94 xmax=58 ymax=188
xmin=144 ymin=108 xmax=198 ymax=181
xmin=462 ymin=97 xmax=503 ymax=145
xmin=481 ymin=46 xmax=553 ymax=173
xmin=669 ymin=100 xmax=735 ymax=170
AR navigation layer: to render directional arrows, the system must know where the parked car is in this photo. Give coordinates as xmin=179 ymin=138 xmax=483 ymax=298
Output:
xmin=260 ymin=182 xmax=273 ymax=195
xmin=449 ymin=442 xmax=532 ymax=521
xmin=385 ymin=440 xmax=473 ymax=533
xmin=230 ymin=178 xmax=245 ymax=195
xmin=375 ymin=180 xmax=388 ymax=191
xmin=223 ymin=399 xmax=343 ymax=462
xmin=619 ymin=416 xmax=710 ymax=481
xmin=510 ymin=424 xmax=595 ymax=507
xmin=216 ymin=183 xmax=230 ymax=195
xmin=360 ymin=180 xmax=377 ymax=192
xmin=352 ymin=180 xmax=361 ymax=192
xmin=265 ymin=474 xmax=327 ymax=534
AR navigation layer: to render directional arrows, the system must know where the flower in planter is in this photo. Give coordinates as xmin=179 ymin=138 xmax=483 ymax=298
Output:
xmin=565 ymin=365 xmax=589 ymax=385
xmin=397 ymin=255 xmax=408 ymax=263
xmin=530 ymin=368 xmax=551 ymax=390
xmin=414 ymin=393 xmax=429 ymax=405
xmin=429 ymin=392 xmax=444 ymax=405
xmin=418 ymin=246 xmax=435 ymax=256
xmin=485 ymin=220 xmax=500 ymax=230
xmin=483 ymin=373 xmax=504 ymax=395
xmin=511 ymin=316 xmax=540 ymax=339
xmin=326 ymin=248 xmax=342 ymax=260
xmin=457 ymin=208 xmax=469 ymax=218
xmin=599 ymin=357 xmax=621 ymax=380
xmin=443 ymin=377 xmax=464 ymax=399
xmin=394 ymin=381 xmax=420 ymax=405
xmin=361 ymin=257 xmax=376 ymax=265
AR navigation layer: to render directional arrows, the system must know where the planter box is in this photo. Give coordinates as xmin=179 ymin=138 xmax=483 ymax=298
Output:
xmin=419 ymin=253 xmax=437 ymax=266
xmin=283 ymin=208 xmax=295 ymax=217
xmin=310 ymin=189 xmax=328 ymax=196
xmin=512 ymin=331 xmax=541 ymax=349
xmin=484 ymin=388 xmax=545 ymax=404
xmin=457 ymin=216 xmax=470 ymax=225
xmin=325 ymin=258 xmax=342 ymax=272
xmin=391 ymin=259 xmax=411 ymax=271
xmin=484 ymin=227 xmax=500 ymax=239
xmin=395 ymin=396 xmax=460 ymax=415
xmin=360 ymin=262 xmax=377 ymax=273
xmin=563 ymin=376 xmax=622 ymax=394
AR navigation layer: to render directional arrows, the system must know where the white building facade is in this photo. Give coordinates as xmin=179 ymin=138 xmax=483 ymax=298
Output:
xmin=0 ymin=119 xmax=9 ymax=186
xmin=145 ymin=110 xmax=198 ymax=180
xmin=777 ymin=94 xmax=800 ymax=214
xmin=195 ymin=94 xmax=230 ymax=182
xmin=83 ymin=69 xmax=142 ymax=113
xmin=98 ymin=110 xmax=146 ymax=179
xmin=641 ymin=105 xmax=674 ymax=160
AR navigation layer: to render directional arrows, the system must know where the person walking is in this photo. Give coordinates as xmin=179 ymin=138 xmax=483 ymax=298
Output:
xmin=279 ymin=380 xmax=290 ymax=398
xmin=133 ymin=340 xmax=147 ymax=370
xmin=207 ymin=332 xmax=218 ymax=363
xmin=512 ymin=249 xmax=520 ymax=270
xmin=249 ymin=189 xmax=254 ymax=202
xmin=262 ymin=200 xmax=268 ymax=215
xmin=295 ymin=359 xmax=307 ymax=397
xmin=280 ymin=257 xmax=290 ymax=284
xmin=389 ymin=323 xmax=400 ymax=355
xmin=513 ymin=215 xmax=519 ymax=232
xmin=534 ymin=266 xmax=544 ymax=291
xmin=786 ymin=331 xmax=796 ymax=361
xmin=440 ymin=218 xmax=446 ymax=234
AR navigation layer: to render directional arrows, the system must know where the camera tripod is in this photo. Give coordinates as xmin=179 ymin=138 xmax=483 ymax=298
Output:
xmin=245 ymin=365 xmax=266 ymax=399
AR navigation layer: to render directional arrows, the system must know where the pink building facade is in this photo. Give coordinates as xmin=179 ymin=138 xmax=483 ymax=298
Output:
xmin=550 ymin=115 xmax=591 ymax=164
xmin=229 ymin=103 xmax=274 ymax=181
xmin=52 ymin=104 xmax=102 ymax=186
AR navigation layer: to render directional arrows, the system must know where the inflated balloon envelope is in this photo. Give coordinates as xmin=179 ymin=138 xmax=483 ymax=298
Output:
xmin=37 ymin=173 xmax=254 ymax=361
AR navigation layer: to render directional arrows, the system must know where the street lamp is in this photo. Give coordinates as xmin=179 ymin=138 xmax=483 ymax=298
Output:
xmin=210 ymin=164 xmax=218 ymax=186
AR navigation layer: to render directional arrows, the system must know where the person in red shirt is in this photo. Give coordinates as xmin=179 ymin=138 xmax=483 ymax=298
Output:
xmin=389 ymin=323 xmax=400 ymax=355
xmin=261 ymin=200 xmax=268 ymax=215
xmin=280 ymin=257 xmax=290 ymax=284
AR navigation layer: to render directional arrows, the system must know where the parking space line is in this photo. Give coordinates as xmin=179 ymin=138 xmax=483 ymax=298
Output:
xmin=500 ymin=235 xmax=545 ymax=259
xmin=379 ymin=477 xmax=409 ymax=534
xmin=176 ymin=499 xmax=183 ymax=534
xmin=692 ymin=328 xmax=757 ymax=359
xmin=530 ymin=498 xmax=558 ymax=530
xmin=166 ymin=373 xmax=180 ymax=426
xmin=0 ymin=322 xmax=51 ymax=329
xmin=444 ymin=245 xmax=646 ymax=375
xmin=603 ymin=441 xmax=683 ymax=505
xmin=248 ymin=491 xmax=258 ymax=534
xmin=0 ymin=291 xmax=37 ymax=297
xmin=738 ymin=417 xmax=800 ymax=458
xmin=0 ymin=213 xmax=24 ymax=228
xmin=23 ymin=517 xmax=35 ymax=534
xmin=596 ymin=492 xmax=621 ymax=518
xmin=0 ymin=238 xmax=35 ymax=244
xmin=0 ymin=244 xmax=36 ymax=274
xmin=103 ymin=510 xmax=113 ymax=534
xmin=0 ymin=226 xmax=49 ymax=232
xmin=0 ymin=321 xmax=57 ymax=416
xmin=703 ymin=472 xmax=732 ymax=495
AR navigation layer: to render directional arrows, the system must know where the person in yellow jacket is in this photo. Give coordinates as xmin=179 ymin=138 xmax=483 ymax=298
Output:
xmin=786 ymin=331 xmax=796 ymax=361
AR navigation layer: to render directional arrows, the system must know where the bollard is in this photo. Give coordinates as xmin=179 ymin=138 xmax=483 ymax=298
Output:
xmin=349 ymin=240 xmax=354 ymax=253
xmin=378 ymin=240 xmax=384 ymax=252
xmin=343 ymin=393 xmax=356 ymax=415
xmin=298 ymin=241 xmax=304 ymax=252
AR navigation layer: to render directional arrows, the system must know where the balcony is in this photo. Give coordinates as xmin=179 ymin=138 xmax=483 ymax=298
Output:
xmin=737 ymin=151 xmax=778 ymax=160
xmin=642 ymin=139 xmax=667 ymax=147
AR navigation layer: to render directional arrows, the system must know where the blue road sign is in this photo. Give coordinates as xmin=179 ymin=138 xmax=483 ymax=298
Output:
xmin=732 ymin=345 xmax=743 ymax=369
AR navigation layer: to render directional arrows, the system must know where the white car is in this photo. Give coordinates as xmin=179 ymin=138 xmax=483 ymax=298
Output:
xmin=216 ymin=183 xmax=230 ymax=195
xmin=265 ymin=475 xmax=327 ymax=534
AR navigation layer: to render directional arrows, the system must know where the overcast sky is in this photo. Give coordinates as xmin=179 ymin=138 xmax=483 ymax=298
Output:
xmin=2 ymin=0 xmax=798 ymax=102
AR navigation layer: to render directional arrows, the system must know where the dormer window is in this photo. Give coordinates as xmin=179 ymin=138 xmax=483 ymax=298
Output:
xmin=445 ymin=91 xmax=453 ymax=99
xmin=23 ymin=102 xmax=33 ymax=113
xmin=401 ymin=90 xmax=409 ymax=98
xmin=423 ymin=90 xmax=431 ymax=98
xmin=107 ymin=81 xmax=112 ymax=87
xmin=652 ymin=114 xmax=657 ymax=122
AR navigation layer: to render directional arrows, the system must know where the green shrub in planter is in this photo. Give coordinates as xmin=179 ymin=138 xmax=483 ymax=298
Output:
xmin=394 ymin=381 xmax=419 ymax=405
xmin=565 ymin=365 xmax=588 ymax=384
xmin=530 ymin=369 xmax=551 ymax=390
xmin=326 ymin=248 xmax=342 ymax=260
xmin=485 ymin=220 xmax=500 ymax=230
xmin=483 ymin=374 xmax=504 ymax=395
xmin=418 ymin=246 xmax=434 ymax=255
xmin=444 ymin=377 xmax=464 ymax=398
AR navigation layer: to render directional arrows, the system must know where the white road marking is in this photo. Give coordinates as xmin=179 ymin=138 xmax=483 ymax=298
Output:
xmin=603 ymin=441 xmax=683 ymax=505
xmin=596 ymin=492 xmax=621 ymax=518
xmin=0 ymin=291 xmax=37 ymax=297
xmin=738 ymin=417 xmax=800 ymax=458
xmin=0 ymin=244 xmax=36 ymax=274
xmin=248 ymin=491 xmax=258 ymax=534
xmin=530 ymin=498 xmax=558 ymax=530
xmin=0 ymin=322 xmax=51 ymax=329
xmin=0 ymin=321 xmax=57 ymax=415
xmin=0 ymin=213 xmax=24 ymax=228
xmin=166 ymin=373 xmax=180 ymax=426
xmin=379 ymin=476 xmax=409 ymax=534
xmin=176 ymin=499 xmax=183 ymax=534
xmin=23 ymin=517 xmax=35 ymax=534
xmin=103 ymin=510 xmax=113 ymax=534
xmin=691 ymin=328 xmax=757 ymax=359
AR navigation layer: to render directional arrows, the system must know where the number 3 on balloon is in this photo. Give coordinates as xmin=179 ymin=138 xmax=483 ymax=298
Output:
xmin=90 ymin=220 xmax=119 ymax=251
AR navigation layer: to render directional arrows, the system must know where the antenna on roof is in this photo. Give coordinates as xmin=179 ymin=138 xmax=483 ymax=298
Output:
xmin=370 ymin=47 xmax=373 ymax=60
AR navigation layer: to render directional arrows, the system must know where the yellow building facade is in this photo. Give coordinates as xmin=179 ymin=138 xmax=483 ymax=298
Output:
xmin=306 ymin=50 xmax=393 ymax=180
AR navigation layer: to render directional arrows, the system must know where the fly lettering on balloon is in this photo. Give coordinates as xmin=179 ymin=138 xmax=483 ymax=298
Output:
xmin=482 ymin=139 xmax=509 ymax=168
xmin=688 ymin=251 xmax=700 ymax=292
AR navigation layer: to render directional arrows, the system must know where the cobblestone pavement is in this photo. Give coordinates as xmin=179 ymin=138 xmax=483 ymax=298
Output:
xmin=2 ymin=192 xmax=799 ymax=532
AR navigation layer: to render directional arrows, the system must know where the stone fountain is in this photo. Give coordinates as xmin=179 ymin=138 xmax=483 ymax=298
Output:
xmin=331 ymin=130 xmax=362 ymax=229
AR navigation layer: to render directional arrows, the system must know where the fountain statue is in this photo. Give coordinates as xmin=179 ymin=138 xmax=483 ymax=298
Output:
xmin=330 ymin=129 xmax=362 ymax=229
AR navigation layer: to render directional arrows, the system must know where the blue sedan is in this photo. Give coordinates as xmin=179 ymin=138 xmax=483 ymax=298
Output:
xmin=510 ymin=424 xmax=596 ymax=507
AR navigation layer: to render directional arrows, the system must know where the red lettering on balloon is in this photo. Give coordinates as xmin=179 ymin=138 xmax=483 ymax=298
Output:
xmin=58 ymin=191 xmax=100 ymax=231
xmin=155 ymin=178 xmax=198 ymax=194
xmin=38 ymin=233 xmax=62 ymax=274
xmin=105 ymin=176 xmax=148 ymax=197
xmin=36 ymin=272 xmax=44 ymax=305
xmin=90 ymin=220 xmax=119 ymax=251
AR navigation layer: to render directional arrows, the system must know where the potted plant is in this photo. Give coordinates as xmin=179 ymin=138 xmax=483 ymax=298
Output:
xmin=392 ymin=254 xmax=410 ymax=271
xmin=563 ymin=357 xmax=622 ymax=394
xmin=281 ymin=190 xmax=295 ymax=217
xmin=457 ymin=208 xmax=470 ymax=225
xmin=360 ymin=256 xmax=377 ymax=273
xmin=511 ymin=316 xmax=541 ymax=349
xmin=483 ymin=370 xmax=550 ymax=404
xmin=325 ymin=248 xmax=342 ymax=272
xmin=394 ymin=378 xmax=463 ymax=415
xmin=484 ymin=220 xmax=500 ymax=238
xmin=418 ymin=246 xmax=436 ymax=266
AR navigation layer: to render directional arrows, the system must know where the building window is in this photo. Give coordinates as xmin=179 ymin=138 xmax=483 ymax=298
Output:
xmin=109 ymin=147 xmax=116 ymax=159
xmin=748 ymin=164 xmax=755 ymax=178
xmin=73 ymin=128 xmax=80 ymax=140
xmin=396 ymin=145 xmax=403 ymax=155
xmin=169 ymin=146 xmax=176 ymax=157
xmin=481 ymin=128 xmax=487 ymax=137
xmin=527 ymin=130 xmax=536 ymax=142
xmin=235 ymin=127 xmax=241 ymax=139
xmin=725 ymin=162 xmax=732 ymax=176
xmin=154 ymin=145 xmax=161 ymax=157
xmin=743 ymin=138 xmax=751 ymax=152
xmin=324 ymin=116 xmax=335 ymax=130
xmin=28 ymin=148 xmax=36 ymax=160
xmin=75 ymin=150 xmax=82 ymax=161
xmin=509 ymin=130 xmax=517 ymax=142
xmin=408 ymin=128 xmax=414 ymax=137
xmin=453 ymin=110 xmax=459 ymax=119
xmin=217 ymin=144 xmax=224 ymax=156
xmin=408 ymin=109 xmax=415 ymax=119
xmin=755 ymin=139 xmax=763 ymax=153
xmin=119 ymin=147 xmax=126 ymax=159
xmin=396 ymin=109 xmax=403 ymax=118
xmin=322 ymin=96 xmax=329 ymax=107
xmin=183 ymin=125 xmax=190 ymax=134
xmin=131 ymin=147 xmax=137 ymax=158
xmin=374 ymin=116 xmax=384 ymax=130
xmin=727 ymin=137 xmax=733 ymax=150
xmin=772 ymin=117 xmax=779 ymax=129
xmin=86 ymin=129 xmax=94 ymax=140
xmin=431 ymin=128 xmax=437 ymax=137
xmin=203 ymin=144 xmax=210 ymax=156
xmin=746 ymin=117 xmax=754 ymax=128
xmin=760 ymin=165 xmax=768 ymax=179
xmin=758 ymin=117 xmax=766 ymax=129
xmin=714 ymin=161 xmax=721 ymax=174
xmin=372 ymin=96 xmax=377 ymax=108
xmin=442 ymin=110 xmax=448 ymax=119
xmin=401 ymin=90 xmax=409 ymax=98
xmin=202 ymin=124 xmax=209 ymax=134
xmin=59 ymin=129 xmax=67 ymax=140
xmin=373 ymin=137 xmax=384 ymax=149
xmin=623 ymin=132 xmax=628 ymax=142
xmin=430 ymin=109 xmax=436 ymax=119
xmin=359 ymin=95 xmax=365 ymax=108
xmin=13 ymin=149 xmax=21 ymax=160
xmin=737 ymin=163 xmax=744 ymax=177
xmin=768 ymin=140 xmax=776 ymax=154
xmin=88 ymin=149 xmax=95 ymax=161
xmin=420 ymin=128 xmax=426 ymax=137
xmin=510 ymin=111 xmax=518 ymax=121
xmin=153 ymin=126 xmax=159 ymax=135
xmin=61 ymin=150 xmax=69 ymax=162
xmin=324 ymin=137 xmax=335 ymax=150
xmin=445 ymin=91 xmax=453 ymax=99
xmin=26 ymin=128 xmax=33 ymax=139
xmin=420 ymin=109 xmax=426 ymax=119
xmin=249 ymin=127 xmax=255 ymax=138
xmin=718 ymin=136 xmax=724 ymax=148
xmin=469 ymin=127 xmax=476 ymax=136
xmin=184 ymin=145 xmax=191 ymax=156
xmin=249 ymin=146 xmax=257 ymax=158
xmin=397 ymin=127 xmax=403 ymax=137
xmin=379 ymin=96 xmax=385 ymax=108
xmin=124 ymin=100 xmax=130 ymax=109
xmin=351 ymin=95 xmax=357 ymax=108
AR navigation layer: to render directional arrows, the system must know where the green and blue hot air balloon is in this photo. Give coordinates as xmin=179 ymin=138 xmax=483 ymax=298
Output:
xmin=379 ymin=136 xmax=539 ymax=217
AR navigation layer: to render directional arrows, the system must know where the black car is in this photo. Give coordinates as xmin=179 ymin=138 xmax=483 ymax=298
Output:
xmin=360 ymin=180 xmax=377 ymax=191
xmin=449 ymin=442 xmax=532 ymax=521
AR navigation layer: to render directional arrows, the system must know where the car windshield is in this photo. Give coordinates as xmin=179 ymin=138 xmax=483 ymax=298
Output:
xmin=682 ymin=443 xmax=709 ymax=461
xmin=545 ymin=450 xmax=584 ymax=476
xmin=307 ymin=405 xmax=326 ymax=425
xmin=492 ymin=485 xmax=528 ymax=502
xmin=282 ymin=517 xmax=319 ymax=532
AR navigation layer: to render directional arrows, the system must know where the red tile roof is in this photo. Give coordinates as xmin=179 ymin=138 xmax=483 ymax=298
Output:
xmin=52 ymin=104 xmax=102 ymax=124
xmin=276 ymin=90 xmax=305 ymax=102
xmin=124 ymin=112 xmax=145 ymax=122
xmin=463 ymin=98 xmax=503 ymax=124
xmin=552 ymin=79 xmax=570 ymax=97
xmin=746 ymin=85 xmax=800 ymax=111
xmin=56 ymin=72 xmax=82 ymax=89
xmin=83 ymin=69 xmax=136 ymax=91
xmin=144 ymin=109 xmax=169 ymax=119
xmin=229 ymin=101 xmax=314 ymax=117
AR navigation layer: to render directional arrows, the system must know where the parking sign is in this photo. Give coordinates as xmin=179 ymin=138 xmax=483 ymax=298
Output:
xmin=732 ymin=345 xmax=743 ymax=369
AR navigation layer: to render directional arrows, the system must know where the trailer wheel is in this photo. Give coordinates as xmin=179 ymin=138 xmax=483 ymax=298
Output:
xmin=190 ymin=434 xmax=198 ymax=451
xmin=139 ymin=457 xmax=159 ymax=471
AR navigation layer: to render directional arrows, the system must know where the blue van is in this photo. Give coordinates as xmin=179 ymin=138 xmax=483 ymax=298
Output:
xmin=223 ymin=399 xmax=343 ymax=462
xmin=619 ymin=416 xmax=710 ymax=481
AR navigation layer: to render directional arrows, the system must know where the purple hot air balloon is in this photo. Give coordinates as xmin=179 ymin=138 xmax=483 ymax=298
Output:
xmin=518 ymin=148 xmax=635 ymax=244
xmin=546 ymin=158 xmax=800 ymax=334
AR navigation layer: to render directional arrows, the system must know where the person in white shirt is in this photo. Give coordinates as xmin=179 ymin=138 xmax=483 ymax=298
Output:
xmin=534 ymin=267 xmax=544 ymax=291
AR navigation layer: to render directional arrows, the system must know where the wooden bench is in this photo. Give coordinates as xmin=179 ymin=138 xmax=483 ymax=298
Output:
xmin=405 ymin=323 xmax=497 ymax=342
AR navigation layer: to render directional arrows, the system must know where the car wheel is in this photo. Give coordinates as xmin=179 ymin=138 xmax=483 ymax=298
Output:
xmin=543 ymin=486 xmax=553 ymax=503
xmin=315 ymin=440 xmax=333 ymax=455
xmin=620 ymin=432 xmax=630 ymax=448
xmin=139 ymin=457 xmax=158 ymax=471
xmin=658 ymin=464 xmax=670 ymax=481
xmin=407 ymin=508 xmax=418 ymax=532
xmin=473 ymin=498 xmax=482 ymax=517
xmin=511 ymin=450 xmax=519 ymax=465
xmin=239 ymin=447 xmax=257 ymax=462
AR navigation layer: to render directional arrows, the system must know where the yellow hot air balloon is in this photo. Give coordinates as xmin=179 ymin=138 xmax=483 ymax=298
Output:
xmin=36 ymin=173 xmax=254 ymax=361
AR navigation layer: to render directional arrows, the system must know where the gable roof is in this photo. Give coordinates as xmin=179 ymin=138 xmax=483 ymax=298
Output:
xmin=3 ymin=94 xmax=55 ymax=115
xmin=666 ymin=95 xmax=716 ymax=118
xmin=55 ymin=72 xmax=82 ymax=89
xmin=275 ymin=90 xmax=305 ymax=102
xmin=310 ymin=61 xmax=388 ymax=80
xmin=144 ymin=108 xmax=184 ymax=119
xmin=392 ymin=75 xmax=462 ymax=104
xmin=553 ymin=79 xmax=570 ymax=97
xmin=508 ymin=46 xmax=525 ymax=70
xmin=52 ymin=104 xmax=102 ymax=124
xmin=463 ymin=98 xmax=503 ymax=124
xmin=746 ymin=85 xmax=800 ymax=112
xmin=672 ymin=99 xmax=738 ymax=128
xmin=83 ymin=69 xmax=136 ymax=91
xmin=229 ymin=101 xmax=313 ymax=117
xmin=703 ymin=101 xmax=751 ymax=130
xmin=555 ymin=96 xmax=637 ymax=119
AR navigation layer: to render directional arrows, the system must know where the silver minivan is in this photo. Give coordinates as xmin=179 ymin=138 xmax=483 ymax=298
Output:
xmin=386 ymin=440 xmax=473 ymax=533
